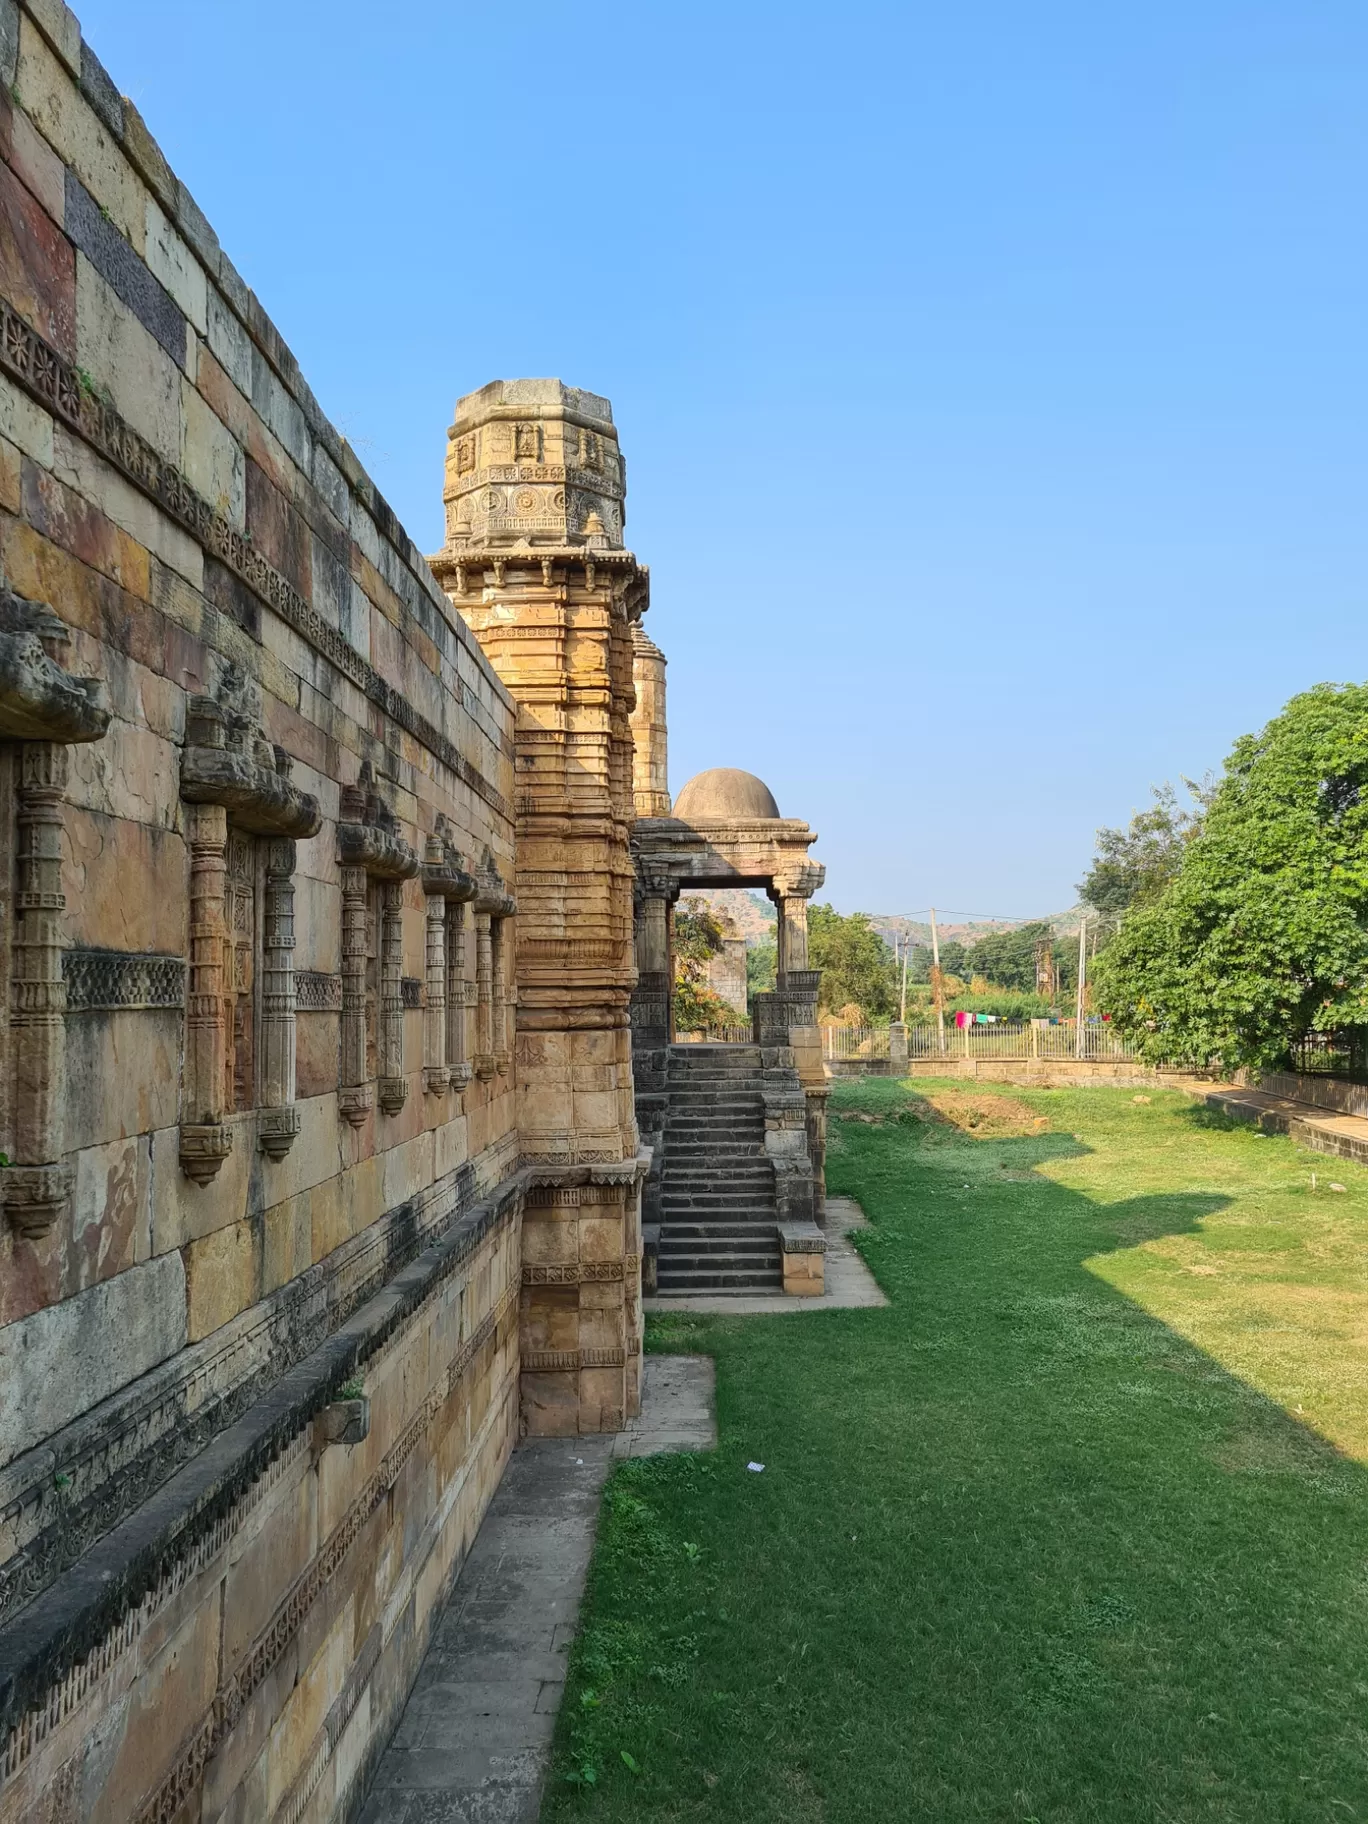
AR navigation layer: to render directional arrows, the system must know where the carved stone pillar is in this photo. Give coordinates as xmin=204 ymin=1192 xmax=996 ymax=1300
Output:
xmin=473 ymin=910 xmax=494 ymax=1080
xmin=179 ymin=692 xmax=320 ymax=1178
xmin=258 ymin=838 xmax=300 ymax=1159
xmin=0 ymin=587 xmax=109 ymax=1236
xmin=338 ymin=865 xmax=371 ymax=1128
xmin=445 ymin=900 xmax=472 ymax=1092
xmin=181 ymin=802 xmax=233 ymax=1184
xmin=8 ymin=744 xmax=71 ymax=1233
xmin=423 ymin=894 xmax=448 ymax=1095
xmin=491 ymin=917 xmax=508 ymax=1072
xmin=422 ymin=824 xmax=476 ymax=1097
xmin=336 ymin=764 xmax=419 ymax=1127
xmin=378 ymin=881 xmax=406 ymax=1115
xmin=776 ymin=892 xmax=809 ymax=976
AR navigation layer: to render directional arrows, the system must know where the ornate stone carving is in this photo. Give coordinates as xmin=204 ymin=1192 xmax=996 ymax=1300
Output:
xmin=181 ymin=802 xmax=232 ymax=1183
xmin=181 ymin=697 xmax=322 ymax=838
xmin=421 ymin=822 xmax=477 ymax=1095
xmin=295 ymin=970 xmax=342 ymax=1012
xmin=177 ymin=694 xmax=318 ymax=1178
xmin=63 ymin=950 xmax=186 ymax=1011
xmin=336 ymin=765 xmax=419 ymax=1125
xmin=0 ymin=589 xmax=109 ymax=743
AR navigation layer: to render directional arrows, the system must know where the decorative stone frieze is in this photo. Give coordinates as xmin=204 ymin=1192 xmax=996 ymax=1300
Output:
xmin=336 ymin=765 xmax=419 ymax=1125
xmin=177 ymin=695 xmax=321 ymax=1179
xmin=63 ymin=950 xmax=186 ymax=1011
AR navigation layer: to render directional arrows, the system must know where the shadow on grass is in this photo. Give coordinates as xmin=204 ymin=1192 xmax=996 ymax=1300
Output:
xmin=543 ymin=1082 xmax=1368 ymax=1823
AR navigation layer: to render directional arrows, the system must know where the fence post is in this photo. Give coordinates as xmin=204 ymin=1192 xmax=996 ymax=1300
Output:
xmin=890 ymin=1020 xmax=908 ymax=1076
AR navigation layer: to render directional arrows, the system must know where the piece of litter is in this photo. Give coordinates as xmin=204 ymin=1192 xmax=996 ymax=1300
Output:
xmin=1330 ymin=1183 xmax=1347 ymax=1193
xmin=746 ymin=1461 xmax=765 ymax=1473
xmin=575 ymin=1458 xmax=584 ymax=1465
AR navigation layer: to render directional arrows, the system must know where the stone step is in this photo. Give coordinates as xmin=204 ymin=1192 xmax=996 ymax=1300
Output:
xmin=655 ymin=1268 xmax=784 ymax=1292
xmin=660 ymin=1222 xmax=778 ymax=1239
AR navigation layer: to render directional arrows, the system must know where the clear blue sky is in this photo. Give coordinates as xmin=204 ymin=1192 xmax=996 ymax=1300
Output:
xmin=81 ymin=0 xmax=1368 ymax=918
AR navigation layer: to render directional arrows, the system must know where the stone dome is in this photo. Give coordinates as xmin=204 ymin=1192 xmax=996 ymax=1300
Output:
xmin=673 ymin=768 xmax=781 ymax=821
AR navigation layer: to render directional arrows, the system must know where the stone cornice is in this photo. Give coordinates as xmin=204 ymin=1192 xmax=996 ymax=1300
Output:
xmin=0 ymin=1161 xmax=529 ymax=1753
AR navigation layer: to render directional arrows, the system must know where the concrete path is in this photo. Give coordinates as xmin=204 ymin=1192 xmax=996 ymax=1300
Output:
xmin=357 ymin=1355 xmax=714 ymax=1824
xmin=1184 ymin=1080 xmax=1368 ymax=1166
xmin=644 ymin=1196 xmax=889 ymax=1316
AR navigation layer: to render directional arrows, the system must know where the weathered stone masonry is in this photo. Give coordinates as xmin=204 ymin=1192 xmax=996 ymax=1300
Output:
xmin=0 ymin=4 xmax=543 ymax=1819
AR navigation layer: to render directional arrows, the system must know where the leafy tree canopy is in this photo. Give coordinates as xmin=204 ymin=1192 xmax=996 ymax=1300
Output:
xmin=1079 ymin=781 xmax=1212 ymax=918
xmin=672 ymin=899 xmax=740 ymax=1033
xmin=809 ymin=904 xmax=897 ymax=1021
xmin=1095 ymin=685 xmax=1368 ymax=1069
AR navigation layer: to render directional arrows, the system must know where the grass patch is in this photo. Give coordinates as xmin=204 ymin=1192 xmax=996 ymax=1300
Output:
xmin=543 ymin=1080 xmax=1368 ymax=1822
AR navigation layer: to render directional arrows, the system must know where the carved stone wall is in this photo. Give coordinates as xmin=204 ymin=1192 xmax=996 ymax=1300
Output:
xmin=0 ymin=7 xmax=523 ymax=1819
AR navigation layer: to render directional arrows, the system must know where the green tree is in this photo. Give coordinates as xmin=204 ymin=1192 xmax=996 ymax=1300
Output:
xmin=672 ymin=899 xmax=740 ymax=1032
xmin=808 ymin=904 xmax=898 ymax=1021
xmin=1095 ymin=685 xmax=1368 ymax=1069
xmin=962 ymin=921 xmax=1055 ymax=992
xmin=746 ymin=935 xmax=777 ymax=997
xmin=1079 ymin=781 xmax=1212 ymax=918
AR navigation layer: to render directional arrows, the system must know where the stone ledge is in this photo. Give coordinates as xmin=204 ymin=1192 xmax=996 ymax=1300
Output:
xmin=0 ymin=1131 xmax=519 ymax=1628
xmin=777 ymin=1221 xmax=826 ymax=1255
xmin=0 ymin=1164 xmax=529 ymax=1748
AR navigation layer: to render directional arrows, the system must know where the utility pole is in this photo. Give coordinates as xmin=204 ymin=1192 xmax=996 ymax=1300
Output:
xmin=900 ymin=930 xmax=908 ymax=1025
xmin=930 ymin=907 xmax=946 ymax=1054
xmin=1075 ymin=915 xmax=1088 ymax=1058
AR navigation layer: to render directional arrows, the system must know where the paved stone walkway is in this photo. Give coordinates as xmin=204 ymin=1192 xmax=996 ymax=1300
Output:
xmin=1184 ymin=1080 xmax=1368 ymax=1165
xmin=644 ymin=1196 xmax=889 ymax=1316
xmin=358 ymin=1356 xmax=715 ymax=1823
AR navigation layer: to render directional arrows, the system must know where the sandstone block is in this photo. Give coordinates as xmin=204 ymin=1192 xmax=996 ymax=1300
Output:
xmin=91 ymin=1584 xmax=221 ymax=1824
xmin=145 ymin=193 xmax=207 ymax=332
xmin=74 ymin=252 xmax=181 ymax=459
xmin=521 ymin=1368 xmax=579 ymax=1436
xmin=0 ymin=1249 xmax=186 ymax=1467
xmin=180 ymin=375 xmax=244 ymax=525
xmin=184 ymin=1215 xmax=261 ymax=1342
xmin=0 ymin=150 xmax=75 ymax=356
xmin=0 ymin=370 xmax=54 ymax=468
xmin=65 ymin=1010 xmax=179 ymax=1153
xmin=222 ymin=1467 xmax=317 ymax=1671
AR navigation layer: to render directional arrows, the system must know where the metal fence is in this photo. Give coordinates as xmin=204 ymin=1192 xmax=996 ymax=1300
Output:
xmin=1287 ymin=1031 xmax=1368 ymax=1082
xmin=822 ymin=1021 xmax=1145 ymax=1065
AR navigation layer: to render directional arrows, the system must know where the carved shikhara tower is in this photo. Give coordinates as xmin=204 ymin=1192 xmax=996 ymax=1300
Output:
xmin=431 ymin=381 xmax=647 ymax=1434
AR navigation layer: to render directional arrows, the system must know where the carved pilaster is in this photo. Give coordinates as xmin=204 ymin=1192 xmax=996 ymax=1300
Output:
xmin=7 ymin=743 xmax=69 ymax=1233
xmin=338 ymin=863 xmax=372 ymax=1128
xmin=378 ymin=881 xmax=407 ymax=1115
xmin=473 ymin=910 xmax=494 ymax=1081
xmin=181 ymin=802 xmax=232 ymax=1183
xmin=446 ymin=900 xmax=472 ymax=1093
xmin=423 ymin=894 xmax=448 ymax=1095
xmin=421 ymin=823 xmax=476 ymax=1097
xmin=492 ymin=916 xmax=509 ymax=1074
xmin=258 ymin=838 xmax=300 ymax=1160
xmin=336 ymin=765 xmax=419 ymax=1126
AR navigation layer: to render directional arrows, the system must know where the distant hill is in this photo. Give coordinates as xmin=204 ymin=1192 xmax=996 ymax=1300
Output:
xmin=869 ymin=908 xmax=1087 ymax=951
xmin=680 ymin=888 xmax=776 ymax=944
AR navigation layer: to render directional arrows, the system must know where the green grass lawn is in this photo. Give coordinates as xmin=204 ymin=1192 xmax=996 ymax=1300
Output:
xmin=541 ymin=1080 xmax=1368 ymax=1823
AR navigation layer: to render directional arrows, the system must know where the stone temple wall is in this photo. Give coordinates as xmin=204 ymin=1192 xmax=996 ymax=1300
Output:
xmin=0 ymin=3 xmax=533 ymax=1817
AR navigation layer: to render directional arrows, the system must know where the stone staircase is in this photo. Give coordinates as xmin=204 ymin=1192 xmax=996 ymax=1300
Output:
xmin=657 ymin=1044 xmax=781 ymax=1292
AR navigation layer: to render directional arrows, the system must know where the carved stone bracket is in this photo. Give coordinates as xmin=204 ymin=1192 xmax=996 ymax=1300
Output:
xmin=0 ymin=587 xmax=109 ymax=744
xmin=1 ymin=591 xmax=109 ymax=1237
xmin=181 ymin=697 xmax=322 ymax=838
xmin=336 ymin=765 xmax=418 ymax=1125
